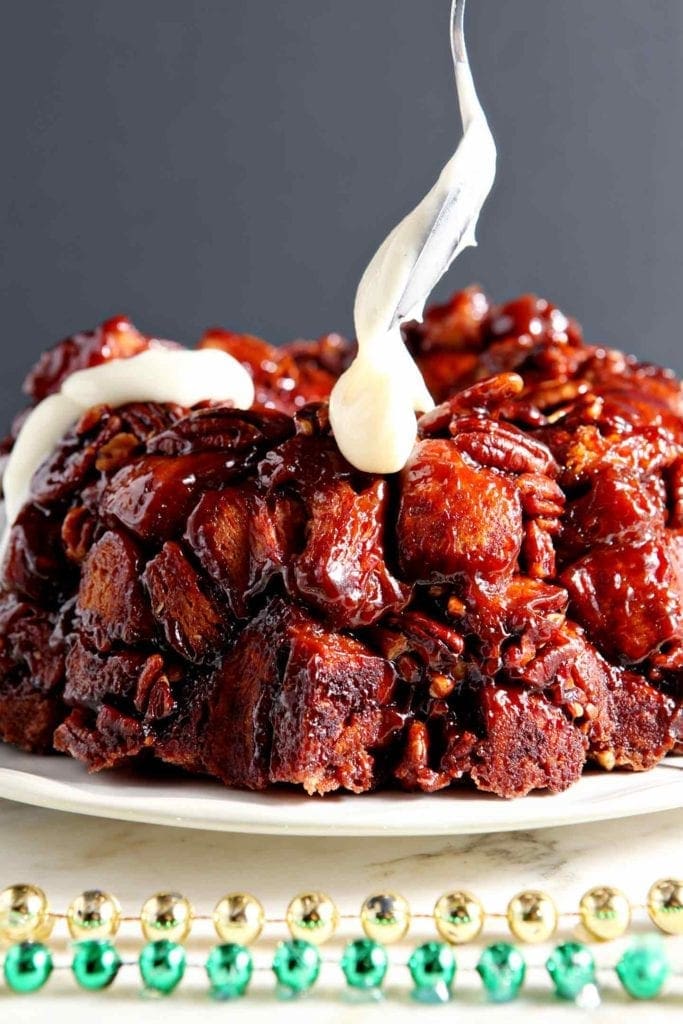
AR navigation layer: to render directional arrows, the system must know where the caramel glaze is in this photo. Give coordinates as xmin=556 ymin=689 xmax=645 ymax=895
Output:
xmin=0 ymin=291 xmax=681 ymax=798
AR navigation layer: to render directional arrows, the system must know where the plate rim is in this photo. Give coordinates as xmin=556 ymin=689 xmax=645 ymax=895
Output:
xmin=1 ymin=746 xmax=681 ymax=836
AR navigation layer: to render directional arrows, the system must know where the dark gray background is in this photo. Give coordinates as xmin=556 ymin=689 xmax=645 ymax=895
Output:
xmin=1 ymin=1 xmax=682 ymax=419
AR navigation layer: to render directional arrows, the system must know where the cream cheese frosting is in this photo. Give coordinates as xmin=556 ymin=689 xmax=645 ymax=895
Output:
xmin=329 ymin=0 xmax=496 ymax=474
xmin=0 ymin=346 xmax=254 ymax=553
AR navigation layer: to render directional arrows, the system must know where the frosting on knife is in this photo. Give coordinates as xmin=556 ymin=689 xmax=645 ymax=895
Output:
xmin=330 ymin=0 xmax=496 ymax=474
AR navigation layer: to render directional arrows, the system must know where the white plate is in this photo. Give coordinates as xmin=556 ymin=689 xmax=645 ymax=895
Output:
xmin=1 ymin=745 xmax=681 ymax=835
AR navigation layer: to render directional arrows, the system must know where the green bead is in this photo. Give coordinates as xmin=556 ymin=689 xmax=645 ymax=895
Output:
xmin=139 ymin=940 xmax=186 ymax=995
xmin=3 ymin=942 xmax=53 ymax=994
xmin=341 ymin=938 xmax=389 ymax=990
xmin=71 ymin=939 xmax=122 ymax=990
xmin=408 ymin=942 xmax=455 ymax=990
xmin=476 ymin=942 xmax=526 ymax=1003
xmin=616 ymin=940 xmax=670 ymax=1000
xmin=272 ymin=939 xmax=321 ymax=993
xmin=206 ymin=943 xmax=253 ymax=999
xmin=546 ymin=942 xmax=596 ymax=1000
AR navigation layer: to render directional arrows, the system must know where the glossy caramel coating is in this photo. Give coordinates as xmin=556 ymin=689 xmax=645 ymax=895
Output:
xmin=0 ymin=292 xmax=681 ymax=798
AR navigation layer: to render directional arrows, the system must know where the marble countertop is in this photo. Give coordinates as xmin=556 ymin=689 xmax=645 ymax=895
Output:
xmin=0 ymin=797 xmax=681 ymax=1022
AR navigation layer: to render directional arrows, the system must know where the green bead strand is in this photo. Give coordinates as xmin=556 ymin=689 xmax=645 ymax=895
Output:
xmin=616 ymin=940 xmax=670 ymax=1000
xmin=272 ymin=939 xmax=321 ymax=994
xmin=408 ymin=942 xmax=455 ymax=992
xmin=476 ymin=942 xmax=526 ymax=1003
xmin=3 ymin=942 xmax=53 ymax=994
xmin=71 ymin=939 xmax=122 ymax=991
xmin=1 ymin=928 xmax=679 ymax=1007
xmin=341 ymin=938 xmax=389 ymax=990
xmin=546 ymin=942 xmax=596 ymax=1000
xmin=139 ymin=939 xmax=186 ymax=995
xmin=206 ymin=943 xmax=254 ymax=999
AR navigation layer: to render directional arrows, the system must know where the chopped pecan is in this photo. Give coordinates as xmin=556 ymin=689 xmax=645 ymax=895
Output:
xmin=61 ymin=507 xmax=97 ymax=563
xmin=451 ymin=417 xmax=559 ymax=477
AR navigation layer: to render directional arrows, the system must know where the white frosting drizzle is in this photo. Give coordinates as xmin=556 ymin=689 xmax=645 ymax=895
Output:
xmin=329 ymin=0 xmax=496 ymax=474
xmin=2 ymin=392 xmax=84 ymax=527
xmin=0 ymin=346 xmax=254 ymax=553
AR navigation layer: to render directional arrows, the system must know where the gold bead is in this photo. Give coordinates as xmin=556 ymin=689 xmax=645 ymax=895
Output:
xmin=360 ymin=892 xmax=411 ymax=944
xmin=213 ymin=893 xmax=265 ymax=945
xmin=433 ymin=890 xmax=484 ymax=944
xmin=140 ymin=892 xmax=194 ymax=943
xmin=507 ymin=890 xmax=558 ymax=944
xmin=0 ymin=884 xmax=52 ymax=944
xmin=286 ymin=892 xmax=339 ymax=945
xmin=67 ymin=890 xmax=122 ymax=941
xmin=647 ymin=879 xmax=683 ymax=935
xmin=579 ymin=886 xmax=630 ymax=941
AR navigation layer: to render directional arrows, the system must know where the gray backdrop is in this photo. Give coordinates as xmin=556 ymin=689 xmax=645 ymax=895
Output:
xmin=1 ymin=1 xmax=682 ymax=419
